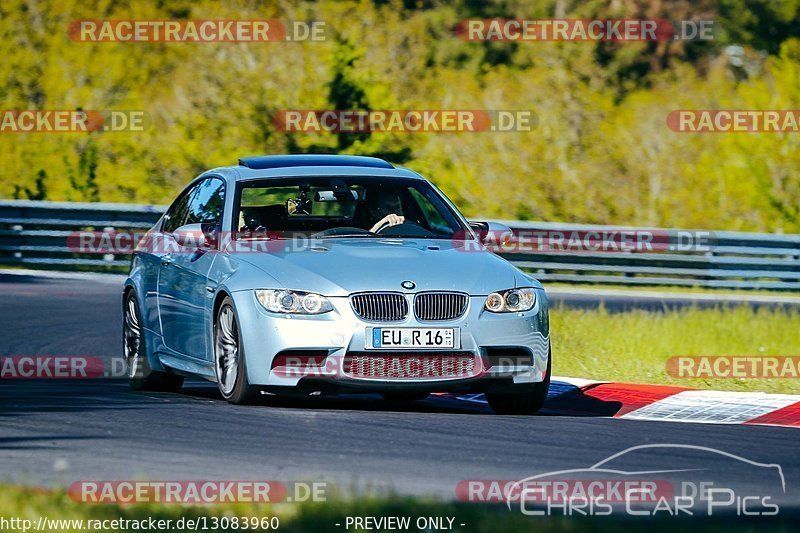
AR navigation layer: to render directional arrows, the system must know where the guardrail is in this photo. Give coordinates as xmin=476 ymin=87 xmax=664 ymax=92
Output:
xmin=1 ymin=200 xmax=799 ymax=290
xmin=0 ymin=200 xmax=164 ymax=269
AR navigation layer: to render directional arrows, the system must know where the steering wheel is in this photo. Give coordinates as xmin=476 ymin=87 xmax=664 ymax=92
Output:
xmin=312 ymin=226 xmax=373 ymax=238
xmin=375 ymin=220 xmax=436 ymax=238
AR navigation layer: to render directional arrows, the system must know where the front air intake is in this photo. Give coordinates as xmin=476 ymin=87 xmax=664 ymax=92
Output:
xmin=413 ymin=292 xmax=468 ymax=321
xmin=350 ymin=292 xmax=409 ymax=322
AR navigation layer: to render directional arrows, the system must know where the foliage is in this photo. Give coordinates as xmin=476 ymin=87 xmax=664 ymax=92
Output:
xmin=0 ymin=0 xmax=799 ymax=232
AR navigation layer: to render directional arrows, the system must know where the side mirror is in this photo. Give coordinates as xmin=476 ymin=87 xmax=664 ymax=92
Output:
xmin=469 ymin=221 xmax=514 ymax=247
xmin=173 ymin=223 xmax=214 ymax=250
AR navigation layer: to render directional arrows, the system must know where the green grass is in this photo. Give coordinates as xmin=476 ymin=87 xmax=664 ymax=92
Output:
xmin=551 ymin=304 xmax=800 ymax=394
xmin=545 ymin=282 xmax=800 ymax=297
xmin=0 ymin=485 xmax=795 ymax=532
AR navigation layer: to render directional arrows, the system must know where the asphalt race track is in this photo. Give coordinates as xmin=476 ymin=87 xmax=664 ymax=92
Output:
xmin=1 ymin=272 xmax=798 ymax=513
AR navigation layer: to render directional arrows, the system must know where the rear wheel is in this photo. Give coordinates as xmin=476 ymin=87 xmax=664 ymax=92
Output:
xmin=486 ymin=348 xmax=550 ymax=415
xmin=214 ymin=296 xmax=259 ymax=404
xmin=381 ymin=392 xmax=429 ymax=403
xmin=123 ymin=291 xmax=183 ymax=392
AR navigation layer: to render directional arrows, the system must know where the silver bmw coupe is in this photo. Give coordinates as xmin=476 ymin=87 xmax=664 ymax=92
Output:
xmin=123 ymin=155 xmax=550 ymax=414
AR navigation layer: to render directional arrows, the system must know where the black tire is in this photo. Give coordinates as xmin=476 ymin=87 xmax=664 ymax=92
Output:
xmin=381 ymin=392 xmax=430 ymax=403
xmin=214 ymin=296 xmax=259 ymax=404
xmin=486 ymin=348 xmax=551 ymax=415
xmin=123 ymin=291 xmax=183 ymax=392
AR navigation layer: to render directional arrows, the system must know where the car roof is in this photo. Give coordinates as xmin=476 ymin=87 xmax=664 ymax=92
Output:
xmin=201 ymin=154 xmax=424 ymax=183
xmin=239 ymin=154 xmax=394 ymax=170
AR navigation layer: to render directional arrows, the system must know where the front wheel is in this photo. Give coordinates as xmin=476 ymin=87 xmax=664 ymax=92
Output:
xmin=123 ymin=291 xmax=183 ymax=392
xmin=214 ymin=296 xmax=259 ymax=404
xmin=486 ymin=348 xmax=551 ymax=415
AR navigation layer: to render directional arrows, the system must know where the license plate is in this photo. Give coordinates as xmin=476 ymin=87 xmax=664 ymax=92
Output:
xmin=367 ymin=328 xmax=458 ymax=349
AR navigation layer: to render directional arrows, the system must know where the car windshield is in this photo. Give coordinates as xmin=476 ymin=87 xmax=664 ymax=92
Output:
xmin=235 ymin=177 xmax=470 ymax=239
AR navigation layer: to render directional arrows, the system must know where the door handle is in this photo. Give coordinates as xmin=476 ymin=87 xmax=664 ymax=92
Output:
xmin=160 ymin=255 xmax=172 ymax=267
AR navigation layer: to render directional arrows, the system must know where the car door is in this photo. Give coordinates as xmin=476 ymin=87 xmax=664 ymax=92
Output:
xmin=157 ymin=177 xmax=226 ymax=359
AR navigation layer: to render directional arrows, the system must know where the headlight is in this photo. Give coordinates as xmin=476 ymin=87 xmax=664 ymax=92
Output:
xmin=255 ymin=289 xmax=334 ymax=314
xmin=484 ymin=288 xmax=536 ymax=313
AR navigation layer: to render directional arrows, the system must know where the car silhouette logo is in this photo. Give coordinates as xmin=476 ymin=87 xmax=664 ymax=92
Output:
xmin=401 ymin=280 xmax=416 ymax=289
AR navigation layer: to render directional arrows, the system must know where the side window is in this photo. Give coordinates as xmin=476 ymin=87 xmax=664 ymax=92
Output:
xmin=186 ymin=178 xmax=225 ymax=227
xmin=162 ymin=178 xmax=225 ymax=233
xmin=162 ymin=187 xmax=196 ymax=234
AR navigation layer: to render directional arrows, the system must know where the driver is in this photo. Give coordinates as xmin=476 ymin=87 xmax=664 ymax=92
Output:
xmin=366 ymin=187 xmax=405 ymax=233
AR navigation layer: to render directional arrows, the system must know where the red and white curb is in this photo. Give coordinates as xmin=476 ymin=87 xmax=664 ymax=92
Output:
xmin=552 ymin=377 xmax=800 ymax=428
xmin=453 ymin=376 xmax=800 ymax=428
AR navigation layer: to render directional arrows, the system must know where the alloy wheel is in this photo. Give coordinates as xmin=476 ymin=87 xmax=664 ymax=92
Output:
xmin=215 ymin=305 xmax=239 ymax=396
xmin=123 ymin=295 xmax=141 ymax=379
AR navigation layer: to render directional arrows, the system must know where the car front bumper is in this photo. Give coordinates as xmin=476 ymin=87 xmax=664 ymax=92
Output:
xmin=232 ymin=289 xmax=550 ymax=393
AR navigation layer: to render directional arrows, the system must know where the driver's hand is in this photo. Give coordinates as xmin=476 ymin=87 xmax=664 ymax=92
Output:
xmin=370 ymin=213 xmax=405 ymax=233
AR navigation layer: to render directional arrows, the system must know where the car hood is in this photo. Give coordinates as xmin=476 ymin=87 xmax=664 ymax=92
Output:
xmin=231 ymin=238 xmax=530 ymax=296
